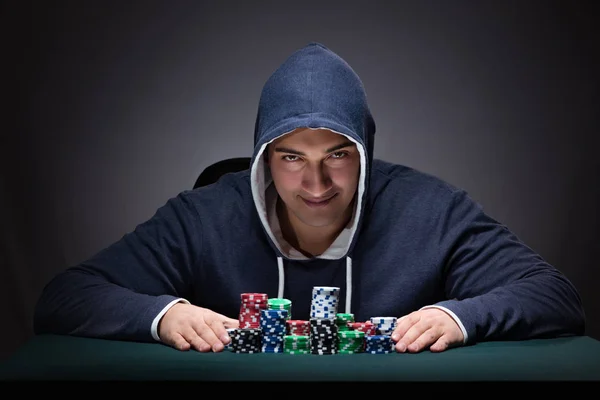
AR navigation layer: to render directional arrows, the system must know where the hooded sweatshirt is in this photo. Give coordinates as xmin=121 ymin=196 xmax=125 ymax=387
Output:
xmin=34 ymin=42 xmax=585 ymax=345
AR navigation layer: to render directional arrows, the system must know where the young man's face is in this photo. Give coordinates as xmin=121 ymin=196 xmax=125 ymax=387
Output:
xmin=267 ymin=128 xmax=360 ymax=229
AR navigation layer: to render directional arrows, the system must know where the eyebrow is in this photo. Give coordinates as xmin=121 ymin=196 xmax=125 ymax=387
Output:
xmin=274 ymin=141 xmax=355 ymax=156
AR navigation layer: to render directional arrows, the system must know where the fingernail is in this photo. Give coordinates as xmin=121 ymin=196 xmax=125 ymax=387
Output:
xmin=213 ymin=343 xmax=223 ymax=352
xmin=222 ymin=334 xmax=230 ymax=343
xmin=397 ymin=342 xmax=406 ymax=352
xmin=392 ymin=333 xmax=399 ymax=341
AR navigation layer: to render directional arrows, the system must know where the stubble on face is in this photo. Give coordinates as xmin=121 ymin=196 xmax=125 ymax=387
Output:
xmin=267 ymin=128 xmax=360 ymax=254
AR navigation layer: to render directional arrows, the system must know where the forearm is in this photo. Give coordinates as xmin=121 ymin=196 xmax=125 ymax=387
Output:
xmin=437 ymin=190 xmax=585 ymax=344
xmin=437 ymin=269 xmax=585 ymax=344
xmin=33 ymin=269 xmax=183 ymax=342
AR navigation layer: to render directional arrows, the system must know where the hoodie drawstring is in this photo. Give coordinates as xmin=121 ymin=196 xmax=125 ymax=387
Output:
xmin=277 ymin=257 xmax=285 ymax=298
xmin=345 ymin=256 xmax=352 ymax=313
xmin=276 ymin=256 xmax=353 ymax=314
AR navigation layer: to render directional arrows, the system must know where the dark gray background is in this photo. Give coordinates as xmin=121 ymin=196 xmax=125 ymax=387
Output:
xmin=2 ymin=0 xmax=598 ymax=361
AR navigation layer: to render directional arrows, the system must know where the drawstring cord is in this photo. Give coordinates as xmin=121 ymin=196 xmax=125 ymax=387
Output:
xmin=276 ymin=256 xmax=353 ymax=313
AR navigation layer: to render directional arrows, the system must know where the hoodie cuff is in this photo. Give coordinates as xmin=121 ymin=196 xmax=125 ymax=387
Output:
xmin=419 ymin=305 xmax=468 ymax=345
xmin=151 ymin=298 xmax=191 ymax=342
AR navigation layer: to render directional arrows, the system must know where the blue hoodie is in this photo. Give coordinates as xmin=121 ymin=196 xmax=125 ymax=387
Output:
xmin=34 ymin=42 xmax=585 ymax=345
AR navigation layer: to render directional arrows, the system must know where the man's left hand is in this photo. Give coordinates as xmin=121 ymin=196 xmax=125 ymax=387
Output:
xmin=392 ymin=308 xmax=464 ymax=353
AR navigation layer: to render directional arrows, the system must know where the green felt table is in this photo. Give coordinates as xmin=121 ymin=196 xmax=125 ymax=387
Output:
xmin=1 ymin=334 xmax=599 ymax=382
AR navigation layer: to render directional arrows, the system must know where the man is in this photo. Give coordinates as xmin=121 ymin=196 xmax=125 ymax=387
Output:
xmin=34 ymin=42 xmax=585 ymax=354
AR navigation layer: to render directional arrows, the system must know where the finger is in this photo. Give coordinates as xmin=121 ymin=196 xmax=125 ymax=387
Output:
xmin=180 ymin=326 xmax=211 ymax=352
xmin=210 ymin=319 xmax=233 ymax=346
xmin=392 ymin=314 xmax=418 ymax=344
xmin=168 ymin=332 xmax=192 ymax=351
xmin=406 ymin=327 xmax=441 ymax=353
xmin=194 ymin=319 xmax=226 ymax=352
xmin=429 ymin=334 xmax=452 ymax=353
xmin=392 ymin=313 xmax=420 ymax=342
xmin=394 ymin=321 xmax=428 ymax=353
xmin=223 ymin=317 xmax=240 ymax=329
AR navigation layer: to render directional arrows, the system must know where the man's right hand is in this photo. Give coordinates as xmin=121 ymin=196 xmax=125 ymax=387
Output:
xmin=158 ymin=303 xmax=239 ymax=352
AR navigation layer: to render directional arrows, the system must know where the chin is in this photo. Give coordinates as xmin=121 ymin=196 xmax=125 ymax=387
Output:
xmin=296 ymin=214 xmax=343 ymax=228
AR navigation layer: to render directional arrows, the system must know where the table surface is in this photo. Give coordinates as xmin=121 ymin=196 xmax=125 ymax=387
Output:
xmin=2 ymin=334 xmax=600 ymax=382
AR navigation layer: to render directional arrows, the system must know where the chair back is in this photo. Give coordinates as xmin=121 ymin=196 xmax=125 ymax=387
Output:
xmin=193 ymin=157 xmax=251 ymax=189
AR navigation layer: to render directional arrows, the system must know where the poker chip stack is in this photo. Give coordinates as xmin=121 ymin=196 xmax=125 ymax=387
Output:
xmin=338 ymin=330 xmax=365 ymax=354
xmin=370 ymin=316 xmax=397 ymax=336
xmin=267 ymin=298 xmax=292 ymax=320
xmin=347 ymin=321 xmax=377 ymax=352
xmin=347 ymin=321 xmax=377 ymax=336
xmin=283 ymin=335 xmax=310 ymax=354
xmin=335 ymin=313 xmax=354 ymax=332
xmin=284 ymin=320 xmax=310 ymax=354
xmin=365 ymin=316 xmax=397 ymax=354
xmin=239 ymin=293 xmax=268 ymax=328
xmin=231 ymin=328 xmax=262 ymax=353
xmin=335 ymin=313 xmax=363 ymax=353
xmin=310 ymin=317 xmax=338 ymax=355
xmin=286 ymin=320 xmax=310 ymax=336
xmin=364 ymin=335 xmax=395 ymax=354
xmin=260 ymin=309 xmax=288 ymax=353
xmin=309 ymin=286 xmax=341 ymax=355
xmin=310 ymin=286 xmax=340 ymax=319
xmin=231 ymin=293 xmax=268 ymax=353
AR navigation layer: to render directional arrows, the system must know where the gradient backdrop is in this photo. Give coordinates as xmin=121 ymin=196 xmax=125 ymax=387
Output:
xmin=2 ymin=0 xmax=598 ymax=360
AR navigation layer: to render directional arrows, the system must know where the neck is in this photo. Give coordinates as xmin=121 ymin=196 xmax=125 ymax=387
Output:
xmin=277 ymin=197 xmax=354 ymax=257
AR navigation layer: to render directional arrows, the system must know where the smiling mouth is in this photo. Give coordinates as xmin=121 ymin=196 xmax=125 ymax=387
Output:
xmin=301 ymin=194 xmax=337 ymax=208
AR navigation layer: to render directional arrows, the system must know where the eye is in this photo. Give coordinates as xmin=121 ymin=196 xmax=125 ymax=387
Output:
xmin=330 ymin=151 xmax=348 ymax=159
xmin=282 ymin=155 xmax=300 ymax=162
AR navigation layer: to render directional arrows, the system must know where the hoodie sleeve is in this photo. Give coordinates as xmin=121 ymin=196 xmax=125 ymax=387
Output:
xmin=433 ymin=189 xmax=585 ymax=345
xmin=33 ymin=191 xmax=201 ymax=343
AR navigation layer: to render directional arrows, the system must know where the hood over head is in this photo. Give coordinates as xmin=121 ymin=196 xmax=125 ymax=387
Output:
xmin=250 ymin=42 xmax=376 ymax=262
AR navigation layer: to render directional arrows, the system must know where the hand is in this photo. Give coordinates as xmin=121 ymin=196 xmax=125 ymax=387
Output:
xmin=158 ymin=303 xmax=239 ymax=352
xmin=392 ymin=308 xmax=464 ymax=353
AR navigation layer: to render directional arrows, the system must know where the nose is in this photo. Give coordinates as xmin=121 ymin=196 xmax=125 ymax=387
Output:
xmin=302 ymin=162 xmax=332 ymax=197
